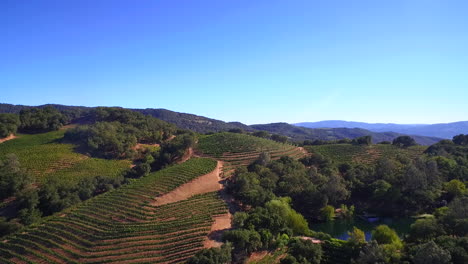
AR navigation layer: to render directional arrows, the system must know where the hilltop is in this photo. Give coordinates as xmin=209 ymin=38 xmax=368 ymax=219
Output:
xmin=0 ymin=103 xmax=442 ymax=145
xmin=251 ymin=123 xmax=441 ymax=145
xmin=295 ymin=120 xmax=468 ymax=139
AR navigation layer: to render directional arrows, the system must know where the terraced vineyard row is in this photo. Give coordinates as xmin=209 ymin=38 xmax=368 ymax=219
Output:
xmin=0 ymin=130 xmax=130 ymax=184
xmin=305 ymin=144 xmax=427 ymax=165
xmin=197 ymin=132 xmax=295 ymax=157
xmin=197 ymin=132 xmax=306 ymax=177
xmin=0 ymin=158 xmax=227 ymax=264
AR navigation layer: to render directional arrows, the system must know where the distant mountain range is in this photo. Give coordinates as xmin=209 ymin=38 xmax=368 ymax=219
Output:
xmin=295 ymin=120 xmax=468 ymax=139
xmin=251 ymin=123 xmax=441 ymax=145
xmin=0 ymin=103 xmax=444 ymax=145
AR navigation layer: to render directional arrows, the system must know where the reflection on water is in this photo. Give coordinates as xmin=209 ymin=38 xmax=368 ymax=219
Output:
xmin=311 ymin=216 xmax=414 ymax=241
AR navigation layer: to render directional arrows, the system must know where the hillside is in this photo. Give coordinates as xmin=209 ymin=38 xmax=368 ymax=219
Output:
xmin=134 ymin=108 xmax=254 ymax=134
xmin=0 ymin=103 xmax=252 ymax=134
xmin=0 ymin=158 xmax=228 ymax=263
xmin=0 ymin=103 xmax=443 ymax=145
xmin=304 ymin=143 xmax=427 ymax=165
xmin=197 ymin=132 xmax=305 ymax=176
xmin=251 ymin=123 xmax=441 ymax=145
xmin=295 ymin=120 xmax=468 ymax=139
xmin=0 ymin=130 xmax=130 ymax=184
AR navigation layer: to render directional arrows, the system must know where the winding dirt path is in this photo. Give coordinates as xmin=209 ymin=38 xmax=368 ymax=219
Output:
xmin=178 ymin=147 xmax=194 ymax=164
xmin=203 ymin=212 xmax=232 ymax=248
xmin=0 ymin=134 xmax=17 ymax=144
xmin=151 ymin=160 xmax=223 ymax=206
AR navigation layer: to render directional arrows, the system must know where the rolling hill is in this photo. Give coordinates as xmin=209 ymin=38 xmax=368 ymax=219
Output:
xmin=295 ymin=120 xmax=468 ymax=139
xmin=0 ymin=103 xmax=443 ymax=145
xmin=251 ymin=123 xmax=442 ymax=145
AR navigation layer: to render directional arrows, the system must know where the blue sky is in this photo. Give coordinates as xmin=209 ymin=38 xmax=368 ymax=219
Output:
xmin=1 ymin=0 xmax=467 ymax=124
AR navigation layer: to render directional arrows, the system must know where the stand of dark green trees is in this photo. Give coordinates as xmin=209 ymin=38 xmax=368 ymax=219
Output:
xmin=188 ymin=134 xmax=468 ymax=264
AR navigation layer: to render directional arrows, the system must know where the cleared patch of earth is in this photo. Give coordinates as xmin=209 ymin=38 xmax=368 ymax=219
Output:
xmin=203 ymin=212 xmax=232 ymax=248
xmin=0 ymin=134 xmax=17 ymax=144
xmin=151 ymin=160 xmax=223 ymax=206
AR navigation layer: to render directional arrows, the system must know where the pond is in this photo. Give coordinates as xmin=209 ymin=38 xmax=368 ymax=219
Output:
xmin=310 ymin=216 xmax=415 ymax=241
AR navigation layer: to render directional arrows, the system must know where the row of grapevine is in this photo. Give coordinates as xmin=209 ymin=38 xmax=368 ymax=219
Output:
xmin=197 ymin=132 xmax=306 ymax=177
xmin=0 ymin=158 xmax=228 ymax=264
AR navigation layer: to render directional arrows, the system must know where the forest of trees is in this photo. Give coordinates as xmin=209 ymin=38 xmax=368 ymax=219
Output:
xmin=189 ymin=134 xmax=468 ymax=263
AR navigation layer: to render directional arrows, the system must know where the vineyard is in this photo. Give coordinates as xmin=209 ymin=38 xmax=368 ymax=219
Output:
xmin=0 ymin=130 xmax=130 ymax=184
xmin=0 ymin=157 xmax=227 ymax=264
xmin=305 ymin=144 xmax=426 ymax=164
xmin=197 ymin=132 xmax=306 ymax=175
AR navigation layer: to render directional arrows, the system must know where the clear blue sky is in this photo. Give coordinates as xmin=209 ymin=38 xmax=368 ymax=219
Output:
xmin=1 ymin=0 xmax=467 ymax=124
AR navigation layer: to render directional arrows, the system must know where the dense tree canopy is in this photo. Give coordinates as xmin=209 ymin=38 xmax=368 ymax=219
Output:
xmin=19 ymin=106 xmax=68 ymax=132
xmin=392 ymin=136 xmax=417 ymax=148
xmin=65 ymin=108 xmax=177 ymax=159
xmin=0 ymin=113 xmax=20 ymax=138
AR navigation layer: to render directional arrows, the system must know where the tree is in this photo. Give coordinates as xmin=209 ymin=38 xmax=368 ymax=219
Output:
xmin=353 ymin=136 xmax=372 ymax=145
xmin=228 ymin=128 xmax=244 ymax=134
xmin=348 ymin=226 xmax=366 ymax=245
xmin=222 ymin=229 xmax=262 ymax=254
xmin=0 ymin=217 xmax=21 ymax=237
xmin=452 ymin=134 xmax=468 ymax=145
xmin=371 ymin=225 xmax=402 ymax=248
xmin=0 ymin=154 xmax=34 ymax=199
xmin=0 ymin=113 xmax=20 ymax=138
xmin=287 ymin=238 xmax=322 ymax=264
xmin=253 ymin=131 xmax=270 ymax=138
xmin=271 ymin=134 xmax=288 ymax=143
xmin=320 ymin=173 xmax=349 ymax=205
xmin=265 ymin=198 xmax=310 ymax=235
xmin=392 ymin=136 xmax=417 ymax=148
xmin=19 ymin=106 xmax=67 ymax=132
xmin=445 ymin=179 xmax=466 ymax=198
xmin=409 ymin=218 xmax=444 ymax=242
xmin=411 ymin=241 xmax=451 ymax=264
xmin=186 ymin=242 xmax=232 ymax=264
xmin=320 ymin=205 xmax=335 ymax=222
xmin=355 ymin=240 xmax=386 ymax=264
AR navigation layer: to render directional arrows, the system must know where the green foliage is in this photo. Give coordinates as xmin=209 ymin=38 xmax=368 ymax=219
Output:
xmin=265 ymin=198 xmax=310 ymax=235
xmin=392 ymin=136 xmax=417 ymax=148
xmin=411 ymin=241 xmax=451 ymax=264
xmin=445 ymin=179 xmax=466 ymax=198
xmin=435 ymin=236 xmax=468 ymax=264
xmin=408 ymin=218 xmax=444 ymax=242
xmin=0 ymin=113 xmax=20 ymax=138
xmin=286 ymin=238 xmax=322 ymax=264
xmin=186 ymin=242 xmax=232 ymax=264
xmin=152 ymin=132 xmax=196 ymax=169
xmin=19 ymin=106 xmax=67 ymax=133
xmin=253 ymin=131 xmax=270 ymax=138
xmin=320 ymin=206 xmax=335 ymax=222
xmin=0 ymin=154 xmax=34 ymax=199
xmin=222 ymin=229 xmax=262 ymax=254
xmin=371 ymin=225 xmax=402 ymax=249
xmin=65 ymin=122 xmax=138 ymax=159
xmin=354 ymin=240 xmax=386 ymax=264
xmin=271 ymin=134 xmax=289 ymax=143
xmin=65 ymin=107 xmax=176 ymax=159
xmin=452 ymin=134 xmax=468 ymax=146
xmin=352 ymin=136 xmax=372 ymax=146
xmin=348 ymin=227 xmax=365 ymax=245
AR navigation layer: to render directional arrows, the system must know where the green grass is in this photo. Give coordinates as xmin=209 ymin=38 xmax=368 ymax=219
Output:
xmin=198 ymin=132 xmax=294 ymax=157
xmin=305 ymin=144 xmax=426 ymax=165
xmin=0 ymin=130 xmax=130 ymax=184
xmin=0 ymin=157 xmax=227 ymax=263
